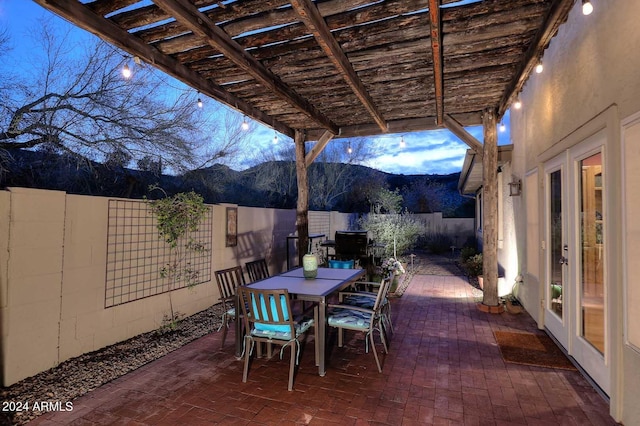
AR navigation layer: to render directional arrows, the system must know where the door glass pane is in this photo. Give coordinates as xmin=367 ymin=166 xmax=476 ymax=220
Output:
xmin=580 ymin=153 xmax=605 ymax=354
xmin=549 ymin=170 xmax=563 ymax=318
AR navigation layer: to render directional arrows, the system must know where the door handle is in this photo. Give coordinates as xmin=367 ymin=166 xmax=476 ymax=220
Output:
xmin=560 ymin=244 xmax=569 ymax=265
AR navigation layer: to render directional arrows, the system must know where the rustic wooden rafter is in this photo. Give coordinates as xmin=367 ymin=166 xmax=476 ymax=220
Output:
xmin=429 ymin=0 xmax=444 ymax=126
xmin=33 ymin=0 xmax=296 ymax=138
xmin=497 ymin=0 xmax=575 ymax=118
xmin=443 ymin=115 xmax=483 ymax=153
xmin=152 ymin=0 xmax=339 ymax=135
xmin=33 ymin=0 xmax=574 ymax=140
xmin=305 ymin=130 xmax=335 ymax=166
xmin=290 ymin=0 xmax=387 ymax=133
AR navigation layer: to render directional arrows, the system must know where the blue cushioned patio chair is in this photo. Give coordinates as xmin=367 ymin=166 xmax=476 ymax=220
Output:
xmin=238 ymin=286 xmax=318 ymax=391
xmin=245 ymin=258 xmax=270 ymax=283
xmin=340 ymin=273 xmax=394 ymax=335
xmin=327 ymin=275 xmax=391 ymax=373
xmin=215 ymin=266 xmax=246 ymax=348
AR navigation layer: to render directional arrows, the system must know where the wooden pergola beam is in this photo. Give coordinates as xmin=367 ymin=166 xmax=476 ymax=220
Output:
xmin=481 ymin=108 xmax=500 ymax=308
xmin=305 ymin=130 xmax=335 ymax=167
xmin=497 ymin=0 xmax=574 ymax=118
xmin=294 ymin=130 xmax=310 ymax=267
xmin=34 ymin=0 xmax=296 ymax=138
xmin=290 ymin=0 xmax=387 ymax=133
xmin=443 ymin=115 xmax=483 ymax=153
xmin=428 ymin=0 xmax=444 ymax=126
xmin=153 ymin=0 xmax=340 ymax=135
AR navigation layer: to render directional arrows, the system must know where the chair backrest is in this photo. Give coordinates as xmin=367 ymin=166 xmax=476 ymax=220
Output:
xmin=215 ymin=266 xmax=245 ymax=300
xmin=373 ymin=275 xmax=393 ymax=311
xmin=334 ymin=231 xmax=368 ymax=261
xmin=245 ymin=258 xmax=270 ymax=283
xmin=328 ymin=259 xmax=355 ymax=269
xmin=238 ymin=287 xmax=294 ymax=334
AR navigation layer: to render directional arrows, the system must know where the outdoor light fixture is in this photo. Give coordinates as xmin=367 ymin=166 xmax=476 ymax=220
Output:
xmin=121 ymin=63 xmax=131 ymax=79
xmin=535 ymin=60 xmax=544 ymax=74
xmin=509 ymin=179 xmax=522 ymax=196
xmin=399 ymin=136 xmax=406 ymax=148
xmin=197 ymin=93 xmax=203 ymax=108
xmin=514 ymin=98 xmax=522 ymax=110
xmin=241 ymin=116 xmax=249 ymax=131
xmin=582 ymin=0 xmax=593 ymax=15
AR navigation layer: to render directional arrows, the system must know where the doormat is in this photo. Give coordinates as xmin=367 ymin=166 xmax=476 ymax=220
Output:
xmin=494 ymin=331 xmax=577 ymax=370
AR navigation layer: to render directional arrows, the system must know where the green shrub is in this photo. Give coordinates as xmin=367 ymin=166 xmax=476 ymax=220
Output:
xmin=462 ymin=253 xmax=483 ymax=276
xmin=460 ymin=246 xmax=478 ymax=263
xmin=424 ymin=233 xmax=453 ymax=254
xmin=359 ymin=211 xmax=421 ymax=257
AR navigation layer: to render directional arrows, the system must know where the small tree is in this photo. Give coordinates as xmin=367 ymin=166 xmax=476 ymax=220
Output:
xmin=147 ymin=187 xmax=210 ymax=328
xmin=359 ymin=187 xmax=421 ymax=258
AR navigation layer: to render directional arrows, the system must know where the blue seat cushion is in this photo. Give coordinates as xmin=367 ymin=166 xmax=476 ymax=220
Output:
xmin=251 ymin=294 xmax=290 ymax=333
xmin=251 ymin=317 xmax=314 ymax=340
xmin=329 ymin=259 xmax=355 ymax=269
xmin=328 ymin=307 xmax=372 ymax=330
xmin=342 ymin=295 xmax=388 ymax=310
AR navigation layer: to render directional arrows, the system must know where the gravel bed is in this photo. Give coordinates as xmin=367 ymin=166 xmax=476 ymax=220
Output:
xmin=0 ymin=304 xmax=224 ymax=425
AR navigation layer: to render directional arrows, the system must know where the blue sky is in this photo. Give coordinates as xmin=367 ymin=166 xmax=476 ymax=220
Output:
xmin=0 ymin=0 xmax=511 ymax=176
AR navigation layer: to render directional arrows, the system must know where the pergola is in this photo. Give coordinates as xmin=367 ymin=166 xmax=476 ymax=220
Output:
xmin=34 ymin=0 xmax=575 ymax=308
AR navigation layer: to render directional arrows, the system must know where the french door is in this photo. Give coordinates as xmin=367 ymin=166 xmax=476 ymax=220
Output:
xmin=543 ymin=131 xmax=609 ymax=395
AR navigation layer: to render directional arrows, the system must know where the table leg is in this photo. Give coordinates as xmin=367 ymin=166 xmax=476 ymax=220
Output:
xmin=319 ymin=297 xmax=326 ymax=376
xmin=235 ymin=294 xmax=242 ymax=358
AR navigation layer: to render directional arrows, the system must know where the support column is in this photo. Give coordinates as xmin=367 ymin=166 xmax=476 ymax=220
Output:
xmin=294 ymin=129 xmax=310 ymax=266
xmin=480 ymin=108 xmax=502 ymax=312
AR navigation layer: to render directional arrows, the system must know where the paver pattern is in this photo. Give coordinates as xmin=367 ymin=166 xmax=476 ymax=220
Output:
xmin=29 ymin=256 xmax=616 ymax=425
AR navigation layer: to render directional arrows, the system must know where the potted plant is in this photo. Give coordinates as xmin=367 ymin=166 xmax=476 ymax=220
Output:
xmin=380 ymin=257 xmax=406 ymax=293
xmin=462 ymin=252 xmax=484 ymax=289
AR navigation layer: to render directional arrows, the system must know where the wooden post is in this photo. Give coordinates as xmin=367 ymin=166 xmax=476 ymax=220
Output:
xmin=294 ymin=129 xmax=310 ymax=267
xmin=481 ymin=108 xmax=501 ymax=310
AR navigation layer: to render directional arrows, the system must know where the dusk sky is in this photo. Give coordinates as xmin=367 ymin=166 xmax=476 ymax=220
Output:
xmin=0 ymin=0 xmax=512 ymax=176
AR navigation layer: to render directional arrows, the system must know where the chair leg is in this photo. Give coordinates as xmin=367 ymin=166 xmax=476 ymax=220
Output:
xmin=338 ymin=327 xmax=344 ymax=348
xmin=385 ymin=304 xmax=394 ymax=333
xmin=242 ymin=336 xmax=252 ymax=383
xmin=369 ymin=333 xmax=382 ymax=373
xmin=288 ymin=343 xmax=296 ymax=391
xmin=378 ymin=322 xmax=388 ymax=354
xmin=220 ymin=319 xmax=229 ymax=348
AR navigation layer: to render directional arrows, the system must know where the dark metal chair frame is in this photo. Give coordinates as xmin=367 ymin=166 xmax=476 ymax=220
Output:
xmin=245 ymin=258 xmax=270 ymax=283
xmin=214 ymin=266 xmax=246 ymax=348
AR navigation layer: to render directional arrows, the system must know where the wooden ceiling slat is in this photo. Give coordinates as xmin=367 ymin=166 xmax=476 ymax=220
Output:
xmin=429 ymin=0 xmax=444 ymax=126
xmin=35 ymin=0 xmax=575 ymax=138
xmin=290 ymin=0 xmax=387 ymax=131
xmin=153 ymin=0 xmax=339 ymax=134
xmin=33 ymin=0 xmax=295 ymax=138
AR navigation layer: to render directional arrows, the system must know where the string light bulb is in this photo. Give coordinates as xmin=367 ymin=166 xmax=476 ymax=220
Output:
xmin=197 ymin=93 xmax=203 ymax=108
xmin=535 ymin=59 xmax=543 ymax=74
xmin=514 ymin=98 xmax=522 ymax=110
xmin=121 ymin=63 xmax=131 ymax=79
xmin=399 ymin=136 xmax=406 ymax=148
xmin=241 ymin=116 xmax=249 ymax=131
xmin=499 ymin=122 xmax=506 ymax=132
xmin=347 ymin=141 xmax=352 ymax=154
xmin=272 ymin=132 xmax=278 ymax=144
xmin=582 ymin=0 xmax=593 ymax=15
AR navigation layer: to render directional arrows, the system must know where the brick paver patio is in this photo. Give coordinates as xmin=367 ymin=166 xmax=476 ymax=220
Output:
xmin=29 ymin=269 xmax=616 ymax=425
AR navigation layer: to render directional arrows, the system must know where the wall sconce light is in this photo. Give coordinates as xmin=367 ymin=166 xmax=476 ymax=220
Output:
xmin=509 ymin=179 xmax=522 ymax=196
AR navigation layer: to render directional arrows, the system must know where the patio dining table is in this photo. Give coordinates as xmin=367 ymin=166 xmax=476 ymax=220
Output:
xmin=235 ymin=267 xmax=365 ymax=376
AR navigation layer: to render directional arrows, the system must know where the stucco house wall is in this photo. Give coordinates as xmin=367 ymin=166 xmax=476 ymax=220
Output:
xmin=510 ymin=2 xmax=640 ymax=422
